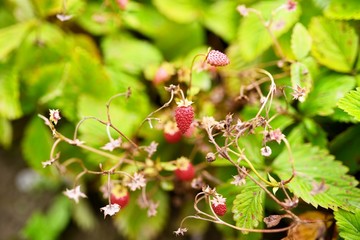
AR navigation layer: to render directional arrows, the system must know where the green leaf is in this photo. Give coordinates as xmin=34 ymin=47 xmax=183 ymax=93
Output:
xmin=272 ymin=144 xmax=360 ymax=212
xmin=299 ymin=73 xmax=355 ymax=116
xmin=22 ymin=195 xmax=72 ymax=240
xmin=202 ymin=0 xmax=239 ymax=42
xmin=309 ymin=17 xmax=358 ymax=73
xmin=102 ymin=34 xmax=163 ymax=74
xmin=0 ymin=64 xmax=22 ymax=119
xmin=152 ymin=0 xmax=204 ymax=23
xmin=291 ymin=23 xmax=312 ymax=60
xmin=73 ymin=200 xmax=97 ymax=231
xmin=22 ymin=116 xmax=53 ymax=174
xmin=238 ymin=0 xmax=301 ymax=61
xmin=324 ymin=0 xmax=360 ymax=20
xmin=232 ymin=181 xmax=265 ymax=232
xmin=114 ymin=189 xmax=169 ymax=240
xmin=301 ymin=118 xmax=328 ymax=148
xmin=0 ymin=20 xmax=35 ymax=60
xmin=290 ymin=61 xmax=312 ymax=95
xmin=337 ymin=88 xmax=360 ymax=122
xmin=0 ymin=117 xmax=12 ymax=148
xmin=335 ymin=209 xmax=360 ymax=240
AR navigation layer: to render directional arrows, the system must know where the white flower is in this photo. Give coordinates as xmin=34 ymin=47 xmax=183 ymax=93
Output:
xmin=63 ymin=185 xmax=87 ymax=203
xmin=127 ymin=172 xmax=146 ymax=191
xmin=67 ymin=139 xmax=85 ymax=146
xmin=144 ymin=141 xmax=158 ymax=157
xmin=100 ymin=204 xmax=120 ymax=218
xmin=261 ymin=146 xmax=272 ymax=157
xmin=231 ymin=175 xmax=246 ymax=186
xmin=174 ymin=227 xmax=188 ymax=236
xmin=101 ymin=138 xmax=121 ymax=151
xmin=49 ymin=109 xmax=61 ymax=125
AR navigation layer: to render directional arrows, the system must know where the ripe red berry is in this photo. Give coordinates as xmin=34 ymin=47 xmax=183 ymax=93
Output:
xmin=164 ymin=121 xmax=182 ymax=143
xmin=175 ymin=100 xmax=194 ymax=134
xmin=110 ymin=185 xmax=130 ymax=208
xmin=206 ymin=50 xmax=230 ymax=67
xmin=175 ymin=157 xmax=195 ymax=181
xmin=212 ymin=203 xmax=227 ymax=216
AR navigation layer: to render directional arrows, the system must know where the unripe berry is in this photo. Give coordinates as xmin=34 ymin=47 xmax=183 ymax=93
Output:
xmin=206 ymin=50 xmax=230 ymax=67
xmin=110 ymin=185 xmax=130 ymax=208
xmin=175 ymin=157 xmax=195 ymax=181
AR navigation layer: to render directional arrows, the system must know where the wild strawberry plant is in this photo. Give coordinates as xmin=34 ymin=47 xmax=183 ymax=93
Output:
xmin=1 ymin=0 xmax=360 ymax=240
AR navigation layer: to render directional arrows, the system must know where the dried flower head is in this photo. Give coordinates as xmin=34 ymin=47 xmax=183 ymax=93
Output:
xmin=261 ymin=146 xmax=272 ymax=157
xmin=211 ymin=194 xmax=226 ymax=207
xmin=174 ymin=227 xmax=188 ymax=236
xmin=49 ymin=109 xmax=61 ymax=125
xmin=101 ymin=138 xmax=122 ymax=152
xmin=285 ymin=0 xmax=297 ymax=12
xmin=237 ymin=5 xmax=249 ymax=16
xmin=127 ymin=172 xmax=146 ymax=191
xmin=206 ymin=50 xmax=230 ymax=67
xmin=292 ymin=85 xmax=307 ymax=102
xmin=231 ymin=174 xmax=246 ymax=186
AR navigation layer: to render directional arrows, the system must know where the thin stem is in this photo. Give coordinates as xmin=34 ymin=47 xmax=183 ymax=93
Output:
xmin=187 ymin=53 xmax=207 ymax=99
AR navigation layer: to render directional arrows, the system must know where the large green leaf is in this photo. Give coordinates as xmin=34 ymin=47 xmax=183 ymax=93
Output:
xmin=309 ymin=17 xmax=358 ymax=73
xmin=114 ymin=189 xmax=169 ymax=240
xmin=273 ymin=144 xmax=360 ymax=212
xmin=0 ymin=20 xmax=35 ymax=60
xmin=291 ymin=23 xmax=312 ymax=60
xmin=202 ymin=0 xmax=239 ymax=42
xmin=152 ymin=0 xmax=204 ymax=23
xmin=299 ymin=74 xmax=355 ymax=116
xmin=102 ymin=34 xmax=163 ymax=74
xmin=337 ymin=88 xmax=360 ymax=122
xmin=334 ymin=209 xmax=360 ymax=240
xmin=22 ymin=195 xmax=72 ymax=240
xmin=0 ymin=117 xmax=12 ymax=148
xmin=0 ymin=64 xmax=22 ymax=119
xmin=232 ymin=181 xmax=265 ymax=232
xmin=330 ymin=125 xmax=360 ymax=174
xmin=22 ymin=116 xmax=53 ymax=174
xmin=324 ymin=0 xmax=360 ymax=20
xmin=238 ymin=0 xmax=301 ymax=61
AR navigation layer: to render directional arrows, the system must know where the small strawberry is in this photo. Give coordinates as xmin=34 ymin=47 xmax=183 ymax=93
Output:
xmin=206 ymin=50 xmax=230 ymax=67
xmin=110 ymin=185 xmax=130 ymax=208
xmin=212 ymin=203 xmax=227 ymax=216
xmin=175 ymin=99 xmax=194 ymax=134
xmin=175 ymin=157 xmax=195 ymax=181
xmin=211 ymin=194 xmax=227 ymax=216
xmin=164 ymin=121 xmax=182 ymax=143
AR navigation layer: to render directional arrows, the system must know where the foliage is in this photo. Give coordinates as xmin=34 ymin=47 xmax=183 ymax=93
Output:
xmin=1 ymin=0 xmax=360 ymax=239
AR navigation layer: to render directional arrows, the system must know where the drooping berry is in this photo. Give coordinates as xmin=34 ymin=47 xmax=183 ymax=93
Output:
xmin=175 ymin=99 xmax=194 ymax=134
xmin=110 ymin=185 xmax=130 ymax=208
xmin=206 ymin=50 xmax=230 ymax=67
xmin=212 ymin=203 xmax=227 ymax=216
xmin=164 ymin=121 xmax=182 ymax=143
xmin=175 ymin=157 xmax=195 ymax=181
xmin=211 ymin=194 xmax=227 ymax=216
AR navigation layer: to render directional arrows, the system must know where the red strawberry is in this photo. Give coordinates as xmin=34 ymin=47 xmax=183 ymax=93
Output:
xmin=175 ymin=99 xmax=194 ymax=134
xmin=110 ymin=185 xmax=130 ymax=208
xmin=212 ymin=203 xmax=227 ymax=216
xmin=164 ymin=122 xmax=182 ymax=143
xmin=206 ymin=50 xmax=230 ymax=67
xmin=175 ymin=157 xmax=195 ymax=181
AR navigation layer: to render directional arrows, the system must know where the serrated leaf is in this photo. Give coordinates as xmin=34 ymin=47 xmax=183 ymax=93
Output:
xmin=291 ymin=23 xmax=312 ymax=60
xmin=309 ymin=17 xmax=358 ymax=73
xmin=337 ymin=88 xmax=360 ymax=121
xmin=0 ymin=20 xmax=35 ymax=60
xmin=114 ymin=189 xmax=169 ymax=240
xmin=324 ymin=0 xmax=360 ymax=20
xmin=232 ymin=181 xmax=265 ymax=232
xmin=22 ymin=117 xmax=53 ymax=174
xmin=238 ymin=0 xmax=301 ymax=61
xmin=0 ymin=65 xmax=22 ymax=119
xmin=272 ymin=144 xmax=360 ymax=212
xmin=335 ymin=209 xmax=360 ymax=240
xmin=299 ymin=73 xmax=355 ymax=116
